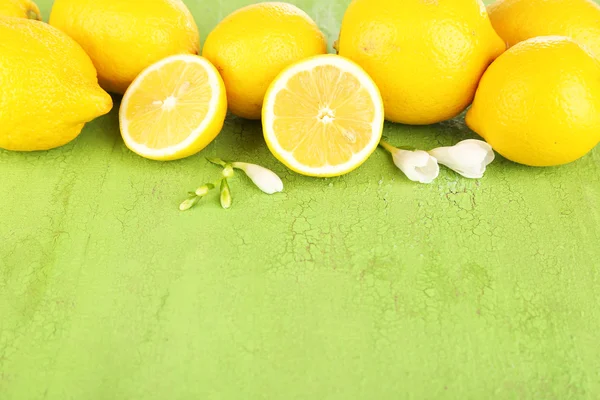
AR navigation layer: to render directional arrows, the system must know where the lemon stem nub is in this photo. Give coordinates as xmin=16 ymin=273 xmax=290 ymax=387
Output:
xmin=27 ymin=9 xmax=41 ymax=20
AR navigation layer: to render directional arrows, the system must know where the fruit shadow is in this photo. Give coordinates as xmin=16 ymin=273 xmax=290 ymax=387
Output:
xmin=0 ymin=95 xmax=122 ymax=166
xmin=382 ymin=112 xmax=484 ymax=150
xmin=204 ymin=113 xmax=268 ymax=159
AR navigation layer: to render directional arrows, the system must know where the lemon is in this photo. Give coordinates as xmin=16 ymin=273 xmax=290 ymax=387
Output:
xmin=202 ymin=2 xmax=327 ymax=120
xmin=119 ymin=55 xmax=227 ymax=161
xmin=263 ymin=55 xmax=384 ymax=177
xmin=49 ymin=0 xmax=200 ymax=95
xmin=337 ymin=0 xmax=506 ymax=125
xmin=466 ymin=36 xmax=600 ymax=167
xmin=0 ymin=18 xmax=112 ymax=152
xmin=488 ymin=0 xmax=600 ymax=59
xmin=0 ymin=0 xmax=41 ymax=19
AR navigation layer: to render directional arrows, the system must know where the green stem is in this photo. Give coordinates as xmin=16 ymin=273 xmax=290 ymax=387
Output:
xmin=379 ymin=139 xmax=397 ymax=154
xmin=206 ymin=157 xmax=228 ymax=167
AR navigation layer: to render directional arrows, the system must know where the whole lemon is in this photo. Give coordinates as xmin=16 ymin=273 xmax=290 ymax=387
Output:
xmin=466 ymin=36 xmax=600 ymax=167
xmin=0 ymin=0 xmax=41 ymax=19
xmin=488 ymin=0 xmax=600 ymax=59
xmin=202 ymin=2 xmax=327 ymax=120
xmin=0 ymin=18 xmax=112 ymax=151
xmin=49 ymin=0 xmax=200 ymax=95
xmin=337 ymin=0 xmax=506 ymax=125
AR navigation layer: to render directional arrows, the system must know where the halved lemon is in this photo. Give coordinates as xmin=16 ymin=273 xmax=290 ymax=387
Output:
xmin=120 ymin=55 xmax=227 ymax=161
xmin=262 ymin=54 xmax=384 ymax=177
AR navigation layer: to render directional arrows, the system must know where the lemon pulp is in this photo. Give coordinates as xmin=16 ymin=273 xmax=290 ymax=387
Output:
xmin=263 ymin=55 xmax=384 ymax=177
xmin=120 ymin=55 xmax=227 ymax=161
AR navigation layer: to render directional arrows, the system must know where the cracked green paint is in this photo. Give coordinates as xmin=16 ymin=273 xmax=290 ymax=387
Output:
xmin=1 ymin=1 xmax=600 ymax=399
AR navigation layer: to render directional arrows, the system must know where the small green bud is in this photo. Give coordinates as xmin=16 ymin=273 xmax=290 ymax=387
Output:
xmin=179 ymin=196 xmax=199 ymax=211
xmin=222 ymin=164 xmax=234 ymax=178
xmin=195 ymin=183 xmax=215 ymax=197
xmin=220 ymin=179 xmax=232 ymax=209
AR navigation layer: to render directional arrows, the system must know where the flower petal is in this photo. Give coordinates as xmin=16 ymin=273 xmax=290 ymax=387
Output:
xmin=429 ymin=139 xmax=495 ymax=179
xmin=232 ymin=162 xmax=284 ymax=194
xmin=393 ymin=149 xmax=440 ymax=184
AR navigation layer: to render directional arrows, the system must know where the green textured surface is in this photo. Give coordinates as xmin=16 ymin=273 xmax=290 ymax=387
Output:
xmin=2 ymin=0 xmax=600 ymax=399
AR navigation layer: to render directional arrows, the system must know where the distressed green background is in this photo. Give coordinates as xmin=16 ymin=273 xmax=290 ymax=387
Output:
xmin=1 ymin=0 xmax=600 ymax=399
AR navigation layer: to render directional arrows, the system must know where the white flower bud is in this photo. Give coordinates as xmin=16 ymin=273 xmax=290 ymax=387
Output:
xmin=232 ymin=162 xmax=284 ymax=194
xmin=429 ymin=139 xmax=495 ymax=179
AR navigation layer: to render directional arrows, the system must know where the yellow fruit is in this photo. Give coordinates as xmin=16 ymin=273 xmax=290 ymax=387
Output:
xmin=263 ymin=55 xmax=384 ymax=177
xmin=119 ymin=55 xmax=227 ymax=161
xmin=0 ymin=0 xmax=41 ymax=19
xmin=202 ymin=2 xmax=327 ymax=120
xmin=49 ymin=0 xmax=200 ymax=95
xmin=337 ymin=0 xmax=505 ymax=125
xmin=466 ymin=36 xmax=600 ymax=167
xmin=488 ymin=0 xmax=600 ymax=59
xmin=0 ymin=18 xmax=112 ymax=152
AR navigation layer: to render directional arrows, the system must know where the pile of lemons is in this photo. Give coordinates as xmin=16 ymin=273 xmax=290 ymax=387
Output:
xmin=1 ymin=0 xmax=600 ymax=177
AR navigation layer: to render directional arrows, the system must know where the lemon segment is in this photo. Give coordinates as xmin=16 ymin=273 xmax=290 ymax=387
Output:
xmin=263 ymin=55 xmax=384 ymax=177
xmin=119 ymin=55 xmax=227 ymax=161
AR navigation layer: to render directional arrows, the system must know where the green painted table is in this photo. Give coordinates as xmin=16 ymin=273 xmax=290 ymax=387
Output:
xmin=2 ymin=1 xmax=600 ymax=398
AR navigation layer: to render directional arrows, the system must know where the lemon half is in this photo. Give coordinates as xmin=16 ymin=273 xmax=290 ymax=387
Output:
xmin=263 ymin=55 xmax=384 ymax=177
xmin=119 ymin=55 xmax=227 ymax=161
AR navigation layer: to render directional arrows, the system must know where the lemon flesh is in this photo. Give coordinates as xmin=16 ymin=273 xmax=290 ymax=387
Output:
xmin=263 ymin=55 xmax=384 ymax=177
xmin=120 ymin=55 xmax=227 ymax=161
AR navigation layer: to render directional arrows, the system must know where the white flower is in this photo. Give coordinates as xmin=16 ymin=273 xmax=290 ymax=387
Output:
xmin=232 ymin=162 xmax=284 ymax=194
xmin=392 ymin=149 xmax=440 ymax=184
xmin=428 ymin=139 xmax=495 ymax=179
xmin=380 ymin=141 xmax=439 ymax=184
